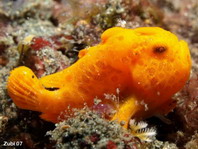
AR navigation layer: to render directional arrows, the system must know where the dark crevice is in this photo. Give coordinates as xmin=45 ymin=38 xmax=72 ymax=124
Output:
xmin=45 ymin=87 xmax=60 ymax=91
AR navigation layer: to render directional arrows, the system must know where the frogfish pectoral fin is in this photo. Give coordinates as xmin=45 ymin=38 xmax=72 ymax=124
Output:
xmin=111 ymin=96 xmax=142 ymax=128
xmin=7 ymin=66 xmax=44 ymax=112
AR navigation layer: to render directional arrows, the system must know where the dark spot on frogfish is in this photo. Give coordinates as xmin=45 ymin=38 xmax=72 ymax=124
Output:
xmin=153 ymin=46 xmax=167 ymax=53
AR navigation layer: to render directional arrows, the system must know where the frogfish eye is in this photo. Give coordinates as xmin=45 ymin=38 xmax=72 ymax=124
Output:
xmin=153 ymin=46 xmax=167 ymax=54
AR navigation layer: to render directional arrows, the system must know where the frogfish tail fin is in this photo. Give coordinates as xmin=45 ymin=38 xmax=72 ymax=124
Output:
xmin=7 ymin=66 xmax=44 ymax=111
xmin=39 ymin=72 xmax=64 ymax=89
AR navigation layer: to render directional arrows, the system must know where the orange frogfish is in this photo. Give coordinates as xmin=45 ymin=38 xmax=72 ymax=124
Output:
xmin=7 ymin=27 xmax=191 ymax=128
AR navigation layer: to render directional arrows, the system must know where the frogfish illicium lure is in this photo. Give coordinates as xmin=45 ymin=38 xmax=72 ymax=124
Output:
xmin=7 ymin=27 xmax=191 ymax=128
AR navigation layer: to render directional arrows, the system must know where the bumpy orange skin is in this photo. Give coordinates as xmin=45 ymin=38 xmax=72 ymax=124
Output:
xmin=7 ymin=27 xmax=191 ymax=125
